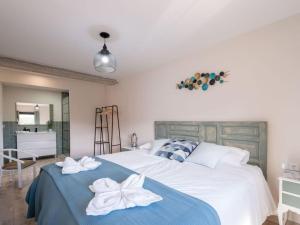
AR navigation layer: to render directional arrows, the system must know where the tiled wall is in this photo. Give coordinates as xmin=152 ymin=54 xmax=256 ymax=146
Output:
xmin=62 ymin=92 xmax=70 ymax=155
xmin=3 ymin=121 xmax=63 ymax=155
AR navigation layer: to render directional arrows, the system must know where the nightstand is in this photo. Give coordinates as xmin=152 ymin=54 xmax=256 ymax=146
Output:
xmin=121 ymin=146 xmax=137 ymax=152
xmin=278 ymin=177 xmax=300 ymax=225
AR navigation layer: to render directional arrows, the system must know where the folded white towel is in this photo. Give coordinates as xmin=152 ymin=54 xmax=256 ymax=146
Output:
xmin=86 ymin=174 xmax=163 ymax=216
xmin=56 ymin=156 xmax=101 ymax=174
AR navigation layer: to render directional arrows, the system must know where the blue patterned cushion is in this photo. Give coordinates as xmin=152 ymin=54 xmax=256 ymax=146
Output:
xmin=155 ymin=139 xmax=199 ymax=162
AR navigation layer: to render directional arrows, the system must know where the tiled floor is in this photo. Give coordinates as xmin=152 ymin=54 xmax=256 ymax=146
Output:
xmin=0 ymin=157 xmax=298 ymax=225
xmin=0 ymin=157 xmax=59 ymax=225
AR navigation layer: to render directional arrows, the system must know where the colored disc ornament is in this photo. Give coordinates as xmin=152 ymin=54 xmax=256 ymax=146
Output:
xmin=209 ymin=73 xmax=216 ymax=79
xmin=209 ymin=79 xmax=215 ymax=85
xmin=177 ymin=71 xmax=228 ymax=92
xmin=194 ymin=73 xmax=201 ymax=80
xmin=202 ymin=83 xmax=208 ymax=91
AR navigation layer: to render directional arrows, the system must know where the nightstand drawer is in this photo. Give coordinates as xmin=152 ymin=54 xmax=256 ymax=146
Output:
xmin=282 ymin=193 xmax=300 ymax=209
xmin=283 ymin=180 xmax=300 ymax=195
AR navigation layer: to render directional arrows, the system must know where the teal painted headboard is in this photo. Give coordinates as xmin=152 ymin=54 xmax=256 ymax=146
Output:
xmin=154 ymin=121 xmax=268 ymax=178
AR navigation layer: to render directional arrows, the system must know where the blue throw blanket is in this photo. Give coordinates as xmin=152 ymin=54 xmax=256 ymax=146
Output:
xmin=26 ymin=158 xmax=221 ymax=225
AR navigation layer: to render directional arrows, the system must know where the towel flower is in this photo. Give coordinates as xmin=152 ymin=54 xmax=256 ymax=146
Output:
xmin=86 ymin=174 xmax=163 ymax=216
xmin=56 ymin=156 xmax=101 ymax=174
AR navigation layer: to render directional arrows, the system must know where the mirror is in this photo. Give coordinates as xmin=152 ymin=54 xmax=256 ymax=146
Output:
xmin=16 ymin=102 xmax=53 ymax=125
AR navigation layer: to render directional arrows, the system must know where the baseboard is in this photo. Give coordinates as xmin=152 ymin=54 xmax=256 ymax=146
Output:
xmin=268 ymin=215 xmax=300 ymax=225
xmin=290 ymin=213 xmax=300 ymax=224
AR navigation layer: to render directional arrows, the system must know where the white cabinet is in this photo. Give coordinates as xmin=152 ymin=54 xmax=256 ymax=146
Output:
xmin=278 ymin=177 xmax=300 ymax=225
xmin=17 ymin=132 xmax=56 ymax=158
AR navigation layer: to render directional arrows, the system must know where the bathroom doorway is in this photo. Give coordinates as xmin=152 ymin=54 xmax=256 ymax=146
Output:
xmin=2 ymin=85 xmax=70 ymax=159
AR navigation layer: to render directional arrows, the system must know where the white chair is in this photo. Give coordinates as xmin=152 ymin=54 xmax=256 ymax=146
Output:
xmin=0 ymin=149 xmax=38 ymax=188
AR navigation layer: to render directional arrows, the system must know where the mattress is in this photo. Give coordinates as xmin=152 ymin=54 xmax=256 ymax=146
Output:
xmin=98 ymin=149 xmax=276 ymax=225
xmin=27 ymin=158 xmax=221 ymax=225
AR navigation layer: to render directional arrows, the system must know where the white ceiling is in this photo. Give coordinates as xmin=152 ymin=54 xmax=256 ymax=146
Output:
xmin=0 ymin=0 xmax=299 ymax=79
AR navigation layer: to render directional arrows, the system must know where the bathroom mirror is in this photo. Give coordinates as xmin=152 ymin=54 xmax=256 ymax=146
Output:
xmin=16 ymin=102 xmax=54 ymax=125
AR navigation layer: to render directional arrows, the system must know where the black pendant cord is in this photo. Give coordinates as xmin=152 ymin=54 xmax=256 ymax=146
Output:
xmin=100 ymin=32 xmax=110 ymax=39
xmin=100 ymin=32 xmax=109 ymax=50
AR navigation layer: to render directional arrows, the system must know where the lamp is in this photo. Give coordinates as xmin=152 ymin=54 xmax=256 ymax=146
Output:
xmin=131 ymin=133 xmax=138 ymax=148
xmin=34 ymin=104 xmax=39 ymax=111
xmin=93 ymin=32 xmax=116 ymax=73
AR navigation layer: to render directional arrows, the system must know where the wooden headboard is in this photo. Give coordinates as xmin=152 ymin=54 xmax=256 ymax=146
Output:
xmin=154 ymin=121 xmax=268 ymax=177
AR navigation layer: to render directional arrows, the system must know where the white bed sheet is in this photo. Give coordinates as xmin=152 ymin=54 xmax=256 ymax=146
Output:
xmin=98 ymin=149 xmax=165 ymax=170
xmin=98 ymin=150 xmax=276 ymax=225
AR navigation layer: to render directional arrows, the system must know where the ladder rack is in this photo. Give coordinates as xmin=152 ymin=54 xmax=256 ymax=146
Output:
xmin=94 ymin=105 xmax=121 ymax=155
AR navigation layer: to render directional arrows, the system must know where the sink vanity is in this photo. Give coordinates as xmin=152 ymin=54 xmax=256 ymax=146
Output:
xmin=13 ymin=102 xmax=57 ymax=159
xmin=16 ymin=131 xmax=56 ymax=159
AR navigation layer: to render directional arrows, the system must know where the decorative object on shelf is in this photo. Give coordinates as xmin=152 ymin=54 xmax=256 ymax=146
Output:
xmin=131 ymin=133 xmax=138 ymax=148
xmin=47 ymin=120 xmax=53 ymax=131
xmin=94 ymin=32 xmax=116 ymax=73
xmin=176 ymin=71 xmax=229 ymax=91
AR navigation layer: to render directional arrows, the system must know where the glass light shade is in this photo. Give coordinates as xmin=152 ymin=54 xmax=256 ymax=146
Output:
xmin=93 ymin=44 xmax=116 ymax=73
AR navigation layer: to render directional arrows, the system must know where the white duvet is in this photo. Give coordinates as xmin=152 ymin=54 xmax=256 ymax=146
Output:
xmin=98 ymin=150 xmax=276 ymax=225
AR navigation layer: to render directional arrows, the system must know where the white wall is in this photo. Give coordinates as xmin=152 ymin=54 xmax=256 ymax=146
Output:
xmin=3 ymin=86 xmax=62 ymax=121
xmin=107 ymin=13 xmax=300 ymax=216
xmin=39 ymin=105 xmax=50 ymax=124
xmin=0 ymin=68 xmax=107 ymax=158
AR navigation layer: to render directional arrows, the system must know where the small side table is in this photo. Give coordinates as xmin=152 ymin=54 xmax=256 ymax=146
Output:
xmin=278 ymin=177 xmax=300 ymax=225
xmin=121 ymin=146 xmax=137 ymax=152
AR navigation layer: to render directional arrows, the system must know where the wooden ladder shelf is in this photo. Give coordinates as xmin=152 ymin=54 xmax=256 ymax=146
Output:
xmin=94 ymin=105 xmax=121 ymax=155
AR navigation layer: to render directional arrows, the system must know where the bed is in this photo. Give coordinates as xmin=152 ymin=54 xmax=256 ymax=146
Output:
xmin=26 ymin=121 xmax=276 ymax=225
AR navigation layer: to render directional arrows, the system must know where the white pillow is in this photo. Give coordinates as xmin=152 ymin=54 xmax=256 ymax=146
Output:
xmin=218 ymin=147 xmax=250 ymax=167
xmin=186 ymin=142 xmax=230 ymax=168
xmin=148 ymin=139 xmax=170 ymax=155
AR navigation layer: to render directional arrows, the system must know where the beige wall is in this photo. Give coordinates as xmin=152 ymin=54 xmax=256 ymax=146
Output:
xmin=3 ymin=86 xmax=62 ymax=121
xmin=0 ymin=83 xmax=3 ymax=150
xmin=0 ymin=68 xmax=107 ymax=158
xmin=107 ymin=13 xmax=300 ymax=213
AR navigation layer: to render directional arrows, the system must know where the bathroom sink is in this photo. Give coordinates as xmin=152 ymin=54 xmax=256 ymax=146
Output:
xmin=15 ymin=131 xmax=55 ymax=134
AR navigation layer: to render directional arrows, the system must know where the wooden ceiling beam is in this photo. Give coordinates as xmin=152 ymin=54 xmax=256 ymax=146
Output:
xmin=0 ymin=56 xmax=118 ymax=85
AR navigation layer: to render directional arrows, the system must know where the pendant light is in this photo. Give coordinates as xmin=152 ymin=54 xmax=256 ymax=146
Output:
xmin=93 ymin=32 xmax=116 ymax=73
xmin=34 ymin=104 xmax=39 ymax=111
